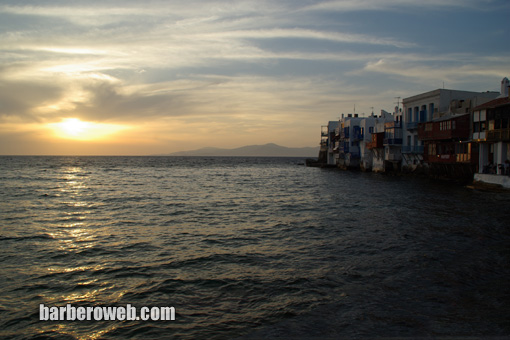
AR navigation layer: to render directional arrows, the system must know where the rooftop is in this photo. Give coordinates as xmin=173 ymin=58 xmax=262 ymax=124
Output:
xmin=473 ymin=96 xmax=510 ymax=111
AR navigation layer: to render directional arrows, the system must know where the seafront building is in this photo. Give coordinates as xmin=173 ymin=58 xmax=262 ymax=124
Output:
xmin=322 ymin=121 xmax=339 ymax=166
xmin=417 ymin=112 xmax=475 ymax=179
xmin=334 ymin=114 xmax=362 ymax=169
xmin=383 ymin=108 xmax=403 ymax=172
xmin=315 ymin=77 xmax=510 ymax=188
xmin=363 ymin=110 xmax=395 ymax=172
xmin=322 ymin=111 xmax=396 ymax=171
xmin=401 ymin=89 xmax=499 ymax=171
xmin=366 ymin=116 xmax=386 ymax=172
xmin=472 ymin=78 xmax=510 ymax=187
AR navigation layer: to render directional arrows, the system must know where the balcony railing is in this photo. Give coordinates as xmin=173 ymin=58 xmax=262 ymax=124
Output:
xmin=321 ymin=126 xmax=329 ymax=137
xmin=385 ymin=121 xmax=402 ymax=129
xmin=386 ymin=153 xmax=402 ymax=161
xmin=402 ymin=145 xmax=424 ymax=154
xmin=487 ymin=129 xmax=510 ymax=141
xmin=351 ymin=131 xmax=364 ymax=141
xmin=383 ymin=138 xmax=403 ymax=145
xmin=406 ymin=122 xmax=418 ymax=130
xmin=456 ymin=153 xmax=471 ymax=163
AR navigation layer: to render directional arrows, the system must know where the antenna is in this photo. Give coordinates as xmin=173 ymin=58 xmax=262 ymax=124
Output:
xmin=394 ymin=97 xmax=401 ymax=110
xmin=370 ymin=106 xmax=374 ymax=115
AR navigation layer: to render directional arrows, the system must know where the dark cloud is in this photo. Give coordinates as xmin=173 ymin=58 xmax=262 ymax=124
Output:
xmin=0 ymin=79 xmax=62 ymax=122
xmin=70 ymin=80 xmax=193 ymax=122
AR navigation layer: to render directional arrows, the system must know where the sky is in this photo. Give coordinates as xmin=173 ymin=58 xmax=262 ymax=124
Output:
xmin=1 ymin=0 xmax=509 ymax=155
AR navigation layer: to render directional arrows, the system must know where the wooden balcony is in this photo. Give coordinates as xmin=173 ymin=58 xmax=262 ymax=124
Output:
xmin=366 ymin=132 xmax=384 ymax=149
xmin=383 ymin=138 xmax=402 ymax=145
xmin=418 ymin=114 xmax=470 ymax=141
xmin=487 ymin=128 xmax=510 ymax=141
xmin=424 ymin=153 xmax=474 ymax=164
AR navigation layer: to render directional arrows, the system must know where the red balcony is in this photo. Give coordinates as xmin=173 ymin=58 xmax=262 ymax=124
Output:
xmin=418 ymin=114 xmax=470 ymax=141
xmin=366 ymin=132 xmax=384 ymax=149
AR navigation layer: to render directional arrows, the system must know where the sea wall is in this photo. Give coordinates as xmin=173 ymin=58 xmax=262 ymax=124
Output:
xmin=474 ymin=173 xmax=510 ymax=189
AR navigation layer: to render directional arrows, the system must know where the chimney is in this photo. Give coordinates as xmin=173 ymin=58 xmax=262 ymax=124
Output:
xmin=499 ymin=77 xmax=510 ymax=98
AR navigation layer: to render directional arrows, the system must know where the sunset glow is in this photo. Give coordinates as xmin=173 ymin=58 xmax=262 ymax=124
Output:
xmin=0 ymin=1 xmax=508 ymax=155
xmin=49 ymin=118 xmax=127 ymax=141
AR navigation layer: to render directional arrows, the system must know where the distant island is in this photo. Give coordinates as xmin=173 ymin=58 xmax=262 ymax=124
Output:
xmin=164 ymin=143 xmax=319 ymax=157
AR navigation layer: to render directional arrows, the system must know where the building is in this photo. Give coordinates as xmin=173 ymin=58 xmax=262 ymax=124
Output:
xmin=323 ymin=121 xmax=339 ymax=166
xmin=334 ymin=114 xmax=362 ymax=169
xmin=472 ymin=78 xmax=510 ymax=188
xmin=365 ymin=110 xmax=395 ymax=172
xmin=418 ymin=113 xmax=476 ymax=180
xmin=359 ymin=115 xmax=377 ymax=171
xmin=383 ymin=107 xmax=403 ymax=172
xmin=402 ymin=89 xmax=499 ymax=171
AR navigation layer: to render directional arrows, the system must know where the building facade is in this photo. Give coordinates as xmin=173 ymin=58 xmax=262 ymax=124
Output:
xmin=418 ymin=113 xmax=476 ymax=179
xmin=383 ymin=107 xmax=403 ymax=172
xmin=472 ymin=96 xmax=510 ymax=175
xmin=402 ymin=89 xmax=499 ymax=171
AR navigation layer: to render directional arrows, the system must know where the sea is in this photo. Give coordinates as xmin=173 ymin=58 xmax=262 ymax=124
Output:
xmin=0 ymin=156 xmax=509 ymax=339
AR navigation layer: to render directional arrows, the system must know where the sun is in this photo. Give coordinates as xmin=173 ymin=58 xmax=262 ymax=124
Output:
xmin=49 ymin=118 xmax=126 ymax=141
xmin=59 ymin=118 xmax=90 ymax=137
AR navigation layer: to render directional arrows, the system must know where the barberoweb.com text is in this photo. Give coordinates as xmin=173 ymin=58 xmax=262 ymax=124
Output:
xmin=40 ymin=304 xmax=175 ymax=321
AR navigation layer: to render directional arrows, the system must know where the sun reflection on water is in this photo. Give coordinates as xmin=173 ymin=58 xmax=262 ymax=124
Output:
xmin=32 ymin=162 xmax=152 ymax=339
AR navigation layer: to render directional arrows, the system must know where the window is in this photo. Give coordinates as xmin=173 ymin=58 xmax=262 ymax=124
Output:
xmin=369 ymin=127 xmax=374 ymax=133
xmin=428 ymin=143 xmax=436 ymax=156
xmin=473 ymin=122 xmax=480 ymax=133
xmin=429 ymin=103 xmax=435 ymax=120
xmin=456 ymin=143 xmax=470 ymax=155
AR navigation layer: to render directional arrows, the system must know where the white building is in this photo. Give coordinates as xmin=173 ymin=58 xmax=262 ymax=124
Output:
xmin=362 ymin=110 xmax=394 ymax=172
xmin=359 ymin=115 xmax=377 ymax=171
xmin=383 ymin=107 xmax=403 ymax=172
xmin=324 ymin=121 xmax=339 ymax=166
xmin=334 ymin=114 xmax=362 ymax=169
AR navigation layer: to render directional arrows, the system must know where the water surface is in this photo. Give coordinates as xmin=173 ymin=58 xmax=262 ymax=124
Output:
xmin=0 ymin=156 xmax=509 ymax=339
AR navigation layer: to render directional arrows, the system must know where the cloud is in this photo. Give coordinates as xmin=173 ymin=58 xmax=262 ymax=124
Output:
xmin=0 ymin=79 xmax=62 ymax=122
xmin=361 ymin=55 xmax=509 ymax=87
xmin=0 ymin=0 xmax=508 ymax=154
xmin=302 ymin=0 xmax=508 ymax=12
xmin=209 ymin=28 xmax=414 ymax=48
